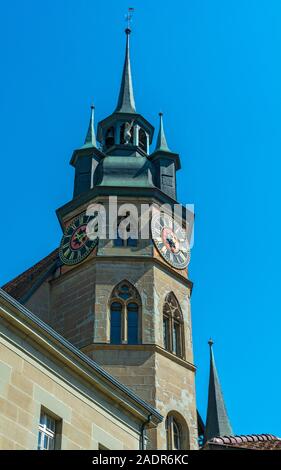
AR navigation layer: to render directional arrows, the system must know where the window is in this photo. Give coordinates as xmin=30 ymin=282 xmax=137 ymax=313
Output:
xmin=172 ymin=321 xmax=181 ymax=356
xmin=114 ymin=230 xmax=124 ymax=247
xmin=166 ymin=413 xmax=189 ymax=450
xmin=105 ymin=127 xmax=114 ymax=148
xmin=127 ymin=237 xmax=138 ymax=247
xmin=173 ymin=419 xmax=181 ymax=450
xmin=113 ymin=214 xmax=138 ymax=248
xmin=139 ymin=128 xmax=147 ymax=152
xmin=163 ymin=293 xmax=184 ymax=358
xmin=127 ymin=303 xmax=139 ymax=344
xmin=38 ymin=410 xmax=61 ymax=450
xmin=163 ymin=316 xmax=169 ymax=350
xmin=110 ymin=281 xmax=141 ymax=344
xmin=110 ymin=302 xmax=122 ymax=344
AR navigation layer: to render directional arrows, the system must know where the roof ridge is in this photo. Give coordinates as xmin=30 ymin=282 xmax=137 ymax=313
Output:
xmin=2 ymin=248 xmax=59 ymax=300
xmin=211 ymin=433 xmax=280 ymax=444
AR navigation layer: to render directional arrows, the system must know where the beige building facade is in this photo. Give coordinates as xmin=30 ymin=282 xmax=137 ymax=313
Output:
xmin=0 ymin=289 xmax=162 ymax=450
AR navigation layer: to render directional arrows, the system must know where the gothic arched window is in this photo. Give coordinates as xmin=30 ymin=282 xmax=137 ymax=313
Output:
xmin=109 ymin=281 xmax=141 ymax=344
xmin=105 ymin=126 xmax=115 ymax=149
xmin=139 ymin=128 xmax=147 ymax=152
xmin=165 ymin=412 xmax=190 ymax=450
xmin=163 ymin=293 xmax=184 ymax=358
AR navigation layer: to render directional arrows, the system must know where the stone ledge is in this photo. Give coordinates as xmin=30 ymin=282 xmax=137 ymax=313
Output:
xmin=81 ymin=343 xmax=196 ymax=372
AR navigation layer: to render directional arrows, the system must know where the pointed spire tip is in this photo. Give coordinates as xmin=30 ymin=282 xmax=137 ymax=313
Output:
xmin=115 ymin=25 xmax=136 ymax=113
xmin=204 ymin=339 xmax=233 ymax=442
xmin=155 ymin=111 xmax=170 ymax=152
xmin=83 ymin=104 xmax=97 ymax=148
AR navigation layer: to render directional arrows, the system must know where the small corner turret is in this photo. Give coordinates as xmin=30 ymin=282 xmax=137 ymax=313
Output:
xmin=150 ymin=113 xmax=181 ymax=200
xmin=70 ymin=105 xmax=104 ymax=199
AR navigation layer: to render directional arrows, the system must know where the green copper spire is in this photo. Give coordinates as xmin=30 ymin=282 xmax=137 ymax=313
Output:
xmin=204 ymin=339 xmax=233 ymax=442
xmin=83 ymin=105 xmax=97 ymax=148
xmin=115 ymin=28 xmax=136 ymax=113
xmin=155 ymin=112 xmax=170 ymax=152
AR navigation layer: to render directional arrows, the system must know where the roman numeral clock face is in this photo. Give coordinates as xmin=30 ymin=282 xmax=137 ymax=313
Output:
xmin=59 ymin=214 xmax=98 ymax=266
xmin=151 ymin=213 xmax=190 ymax=270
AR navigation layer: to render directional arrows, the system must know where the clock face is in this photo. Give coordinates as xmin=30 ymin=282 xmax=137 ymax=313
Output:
xmin=59 ymin=213 xmax=98 ymax=266
xmin=151 ymin=213 xmax=190 ymax=269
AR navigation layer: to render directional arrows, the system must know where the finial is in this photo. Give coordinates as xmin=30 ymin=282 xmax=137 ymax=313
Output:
xmin=125 ymin=7 xmax=134 ymax=32
xmin=208 ymin=338 xmax=214 ymax=348
xmin=91 ymin=104 xmax=95 ymax=110
xmin=115 ymin=10 xmax=136 ymax=113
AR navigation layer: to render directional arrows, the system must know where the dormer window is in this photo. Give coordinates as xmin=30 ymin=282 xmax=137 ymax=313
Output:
xmin=105 ymin=127 xmax=115 ymax=148
xmin=139 ymin=128 xmax=147 ymax=152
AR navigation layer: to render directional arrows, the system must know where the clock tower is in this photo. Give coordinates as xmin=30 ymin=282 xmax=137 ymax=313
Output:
xmin=28 ymin=27 xmax=198 ymax=449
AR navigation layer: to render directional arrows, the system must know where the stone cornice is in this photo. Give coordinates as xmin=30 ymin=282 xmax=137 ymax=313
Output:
xmin=81 ymin=343 xmax=196 ymax=373
xmin=56 ymin=186 xmax=188 ymax=230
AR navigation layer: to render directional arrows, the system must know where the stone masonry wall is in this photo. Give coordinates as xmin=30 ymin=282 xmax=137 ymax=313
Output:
xmin=0 ymin=339 xmax=141 ymax=450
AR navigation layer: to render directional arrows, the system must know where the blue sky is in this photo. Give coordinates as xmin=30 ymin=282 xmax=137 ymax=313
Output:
xmin=0 ymin=0 xmax=280 ymax=435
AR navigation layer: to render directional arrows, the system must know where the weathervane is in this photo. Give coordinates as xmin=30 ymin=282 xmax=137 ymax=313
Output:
xmin=125 ymin=7 xmax=134 ymax=31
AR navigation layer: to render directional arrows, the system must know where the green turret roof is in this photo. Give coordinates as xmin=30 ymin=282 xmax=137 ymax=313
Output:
xmin=204 ymin=339 xmax=233 ymax=442
xmin=155 ymin=112 xmax=171 ymax=152
xmin=82 ymin=105 xmax=97 ymax=148
xmin=115 ymin=28 xmax=136 ymax=114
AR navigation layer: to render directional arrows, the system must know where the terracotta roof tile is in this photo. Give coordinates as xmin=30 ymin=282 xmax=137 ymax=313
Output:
xmin=206 ymin=434 xmax=281 ymax=450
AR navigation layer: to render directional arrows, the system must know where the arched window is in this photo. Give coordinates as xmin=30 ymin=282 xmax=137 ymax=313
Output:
xmin=139 ymin=128 xmax=147 ymax=152
xmin=172 ymin=419 xmax=181 ymax=450
xmin=166 ymin=413 xmax=190 ymax=450
xmin=163 ymin=293 xmax=184 ymax=358
xmin=105 ymin=127 xmax=114 ymax=148
xmin=110 ymin=281 xmax=141 ymax=344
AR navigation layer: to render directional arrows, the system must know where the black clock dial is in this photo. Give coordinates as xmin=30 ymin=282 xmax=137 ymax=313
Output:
xmin=151 ymin=213 xmax=190 ymax=269
xmin=59 ymin=213 xmax=98 ymax=266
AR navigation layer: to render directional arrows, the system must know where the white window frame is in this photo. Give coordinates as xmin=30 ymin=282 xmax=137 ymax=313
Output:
xmin=38 ymin=411 xmax=58 ymax=450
